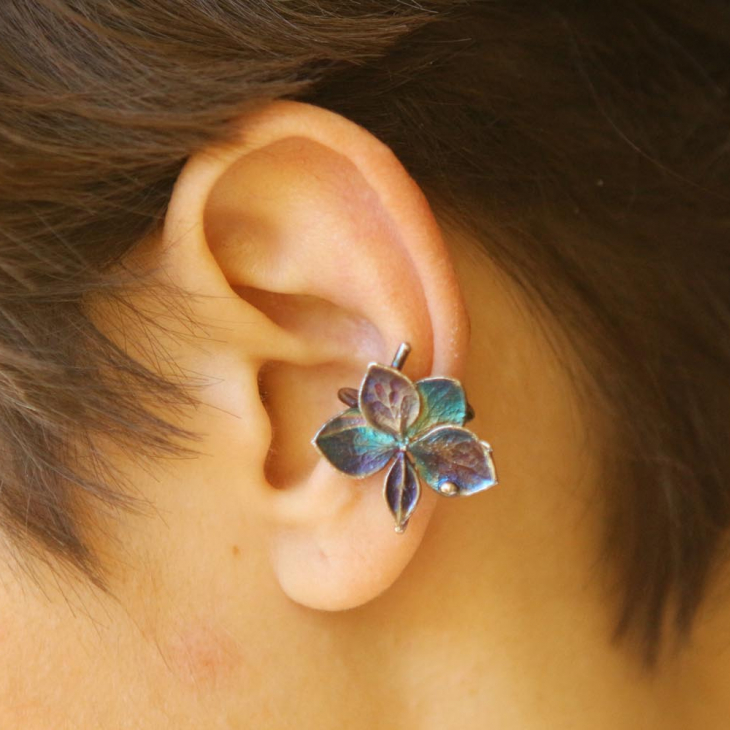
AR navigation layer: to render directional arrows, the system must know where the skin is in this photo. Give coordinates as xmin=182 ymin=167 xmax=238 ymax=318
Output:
xmin=0 ymin=101 xmax=729 ymax=729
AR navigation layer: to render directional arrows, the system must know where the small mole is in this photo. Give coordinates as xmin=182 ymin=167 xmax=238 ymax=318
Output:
xmin=231 ymin=545 xmax=240 ymax=557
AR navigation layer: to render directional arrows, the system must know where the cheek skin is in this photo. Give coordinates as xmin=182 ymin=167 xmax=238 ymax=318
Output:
xmin=161 ymin=620 xmax=247 ymax=689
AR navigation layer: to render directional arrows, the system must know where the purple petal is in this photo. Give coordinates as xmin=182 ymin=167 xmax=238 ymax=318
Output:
xmin=409 ymin=425 xmax=497 ymax=495
xmin=384 ymin=451 xmax=421 ymax=532
xmin=313 ymin=408 xmax=397 ymax=478
xmin=359 ymin=364 xmax=420 ymax=437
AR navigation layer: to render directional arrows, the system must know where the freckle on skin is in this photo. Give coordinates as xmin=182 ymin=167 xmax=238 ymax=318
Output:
xmin=231 ymin=545 xmax=240 ymax=557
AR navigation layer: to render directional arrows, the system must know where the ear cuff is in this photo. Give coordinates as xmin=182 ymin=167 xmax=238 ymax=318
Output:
xmin=312 ymin=342 xmax=498 ymax=533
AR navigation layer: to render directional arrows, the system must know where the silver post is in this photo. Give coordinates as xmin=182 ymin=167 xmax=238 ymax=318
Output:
xmin=390 ymin=342 xmax=411 ymax=371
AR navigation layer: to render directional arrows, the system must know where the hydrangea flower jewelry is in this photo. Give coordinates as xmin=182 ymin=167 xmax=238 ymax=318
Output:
xmin=312 ymin=342 xmax=498 ymax=533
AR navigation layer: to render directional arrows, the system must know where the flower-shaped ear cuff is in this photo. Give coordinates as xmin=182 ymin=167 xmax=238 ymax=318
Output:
xmin=311 ymin=342 xmax=498 ymax=533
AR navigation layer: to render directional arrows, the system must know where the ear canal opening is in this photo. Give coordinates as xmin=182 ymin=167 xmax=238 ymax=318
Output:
xmin=257 ymin=359 xmax=289 ymax=490
xmin=257 ymin=358 xmax=377 ymax=491
xmin=237 ymin=283 xmax=386 ymax=490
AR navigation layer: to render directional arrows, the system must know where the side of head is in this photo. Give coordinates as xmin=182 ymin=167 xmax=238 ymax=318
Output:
xmin=0 ymin=1 xmax=729 ymax=672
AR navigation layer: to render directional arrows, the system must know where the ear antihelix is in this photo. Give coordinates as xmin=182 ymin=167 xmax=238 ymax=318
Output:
xmin=312 ymin=341 xmax=498 ymax=533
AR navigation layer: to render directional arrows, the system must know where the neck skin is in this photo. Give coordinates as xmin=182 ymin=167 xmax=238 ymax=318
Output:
xmin=0 ymin=231 xmax=728 ymax=730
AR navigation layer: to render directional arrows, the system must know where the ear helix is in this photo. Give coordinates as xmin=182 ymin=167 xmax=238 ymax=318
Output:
xmin=312 ymin=342 xmax=498 ymax=534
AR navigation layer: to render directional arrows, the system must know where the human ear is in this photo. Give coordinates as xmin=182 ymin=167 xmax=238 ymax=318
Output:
xmin=151 ymin=100 xmax=470 ymax=611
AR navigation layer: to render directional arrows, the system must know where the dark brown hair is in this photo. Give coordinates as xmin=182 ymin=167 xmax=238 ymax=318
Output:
xmin=1 ymin=0 xmax=729 ymax=666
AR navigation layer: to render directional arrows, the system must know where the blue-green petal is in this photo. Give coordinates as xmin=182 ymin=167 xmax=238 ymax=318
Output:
xmin=407 ymin=377 xmax=467 ymax=437
xmin=313 ymin=407 xmax=397 ymax=477
xmin=409 ymin=425 xmax=497 ymax=495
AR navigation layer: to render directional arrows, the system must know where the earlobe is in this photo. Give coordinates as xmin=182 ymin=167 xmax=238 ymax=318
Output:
xmin=158 ymin=100 xmax=470 ymax=611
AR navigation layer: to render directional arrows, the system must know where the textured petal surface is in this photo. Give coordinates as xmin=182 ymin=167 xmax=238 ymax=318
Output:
xmin=408 ymin=377 xmax=468 ymax=436
xmin=313 ymin=407 xmax=397 ymax=477
xmin=384 ymin=451 xmax=420 ymax=531
xmin=359 ymin=364 xmax=420 ymax=437
xmin=410 ymin=425 xmax=496 ymax=495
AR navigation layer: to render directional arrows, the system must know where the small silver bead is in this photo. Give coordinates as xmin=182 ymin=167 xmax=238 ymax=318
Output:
xmin=439 ymin=481 xmax=458 ymax=496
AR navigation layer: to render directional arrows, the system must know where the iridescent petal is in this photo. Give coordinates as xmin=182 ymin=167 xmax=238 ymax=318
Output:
xmin=409 ymin=425 xmax=497 ymax=495
xmin=384 ymin=451 xmax=420 ymax=532
xmin=313 ymin=407 xmax=397 ymax=478
xmin=359 ymin=364 xmax=420 ymax=437
xmin=407 ymin=377 xmax=468 ymax=436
